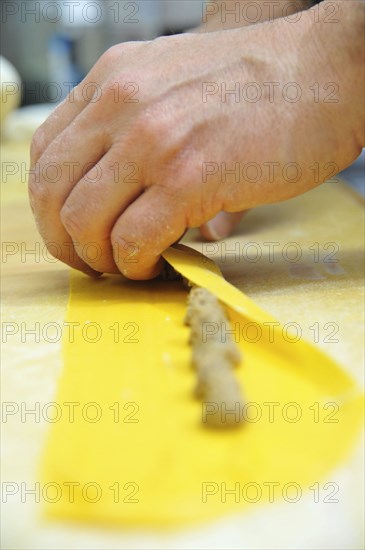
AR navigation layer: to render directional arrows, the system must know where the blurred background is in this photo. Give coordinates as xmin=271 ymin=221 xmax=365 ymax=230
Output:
xmin=0 ymin=0 xmax=363 ymax=191
xmin=1 ymin=0 xmax=204 ymax=107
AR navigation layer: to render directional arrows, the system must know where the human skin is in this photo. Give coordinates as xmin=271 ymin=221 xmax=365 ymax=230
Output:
xmin=194 ymin=0 xmax=313 ymax=33
xmin=28 ymin=0 xmax=364 ymax=280
xmin=195 ymin=0 xmax=317 ymax=239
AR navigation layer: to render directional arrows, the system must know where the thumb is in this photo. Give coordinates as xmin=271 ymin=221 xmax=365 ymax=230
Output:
xmin=199 ymin=211 xmax=247 ymax=241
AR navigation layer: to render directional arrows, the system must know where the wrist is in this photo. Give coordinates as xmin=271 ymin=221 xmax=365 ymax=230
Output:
xmin=190 ymin=0 xmax=312 ymax=33
xmin=304 ymin=0 xmax=365 ymax=146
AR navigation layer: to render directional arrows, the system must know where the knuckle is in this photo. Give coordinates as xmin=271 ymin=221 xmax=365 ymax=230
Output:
xmin=154 ymin=181 xmax=182 ymax=202
xmin=162 ymin=149 xmax=203 ymax=199
xmin=99 ymin=44 xmax=120 ymax=65
xmin=133 ymin=103 xmax=197 ymax=174
xmin=103 ymin=71 xmax=141 ymax=105
xmin=110 ymin=230 xmax=128 ymax=251
xmin=135 ymin=106 xmax=170 ymax=143
xmin=99 ymin=42 xmax=139 ymax=66
xmin=110 ymin=231 xmax=140 ymax=262
xmin=60 ymin=203 xmax=88 ymax=241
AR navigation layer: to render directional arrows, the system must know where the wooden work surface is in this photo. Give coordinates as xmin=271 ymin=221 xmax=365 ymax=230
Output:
xmin=1 ymin=141 xmax=364 ymax=549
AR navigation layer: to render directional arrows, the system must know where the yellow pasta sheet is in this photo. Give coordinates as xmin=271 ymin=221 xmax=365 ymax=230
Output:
xmin=41 ymin=245 xmax=364 ymax=527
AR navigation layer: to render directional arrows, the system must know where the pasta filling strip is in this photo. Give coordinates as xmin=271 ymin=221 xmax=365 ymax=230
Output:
xmin=40 ymin=244 xmax=364 ymax=526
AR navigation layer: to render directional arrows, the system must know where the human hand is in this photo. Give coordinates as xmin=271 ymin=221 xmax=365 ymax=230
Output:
xmin=29 ymin=1 xmax=364 ymax=279
xmin=195 ymin=0 xmax=311 ymax=240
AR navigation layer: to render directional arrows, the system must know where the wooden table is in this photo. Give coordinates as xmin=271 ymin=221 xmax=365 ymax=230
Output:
xmin=1 ymin=140 xmax=364 ymax=549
